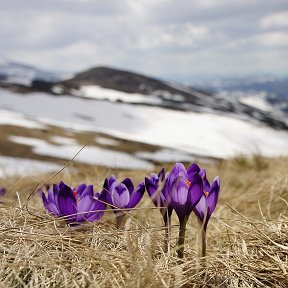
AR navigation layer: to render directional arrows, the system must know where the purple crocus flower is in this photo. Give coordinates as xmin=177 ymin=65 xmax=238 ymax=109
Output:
xmin=165 ymin=162 xmax=203 ymax=258
xmin=193 ymin=168 xmax=220 ymax=258
xmin=145 ymin=168 xmax=173 ymax=222
xmin=167 ymin=163 xmax=203 ymax=222
xmin=103 ymin=175 xmax=145 ymax=227
xmin=41 ymin=181 xmax=106 ymax=224
xmin=194 ymin=169 xmax=220 ymax=231
xmin=145 ymin=168 xmax=173 ymax=253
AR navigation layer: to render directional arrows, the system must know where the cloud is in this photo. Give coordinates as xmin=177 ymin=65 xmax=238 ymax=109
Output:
xmin=134 ymin=24 xmax=209 ymax=49
xmin=0 ymin=0 xmax=287 ymax=79
xmin=257 ymin=32 xmax=288 ymax=46
xmin=260 ymin=11 xmax=288 ymax=28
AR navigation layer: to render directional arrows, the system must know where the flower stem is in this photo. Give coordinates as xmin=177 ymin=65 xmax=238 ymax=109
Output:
xmin=198 ymin=219 xmax=206 ymax=258
xmin=163 ymin=211 xmax=171 ymax=253
xmin=177 ymin=216 xmax=188 ymax=258
xmin=115 ymin=212 xmax=125 ymax=228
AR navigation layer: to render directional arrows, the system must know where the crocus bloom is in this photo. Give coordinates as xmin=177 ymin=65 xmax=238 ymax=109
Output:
xmin=191 ymin=167 xmax=220 ymax=258
xmin=193 ymin=169 xmax=220 ymax=231
xmin=103 ymin=176 xmax=145 ymax=227
xmin=145 ymin=168 xmax=174 ymax=253
xmin=164 ymin=162 xmax=203 ymax=258
xmin=41 ymin=181 xmax=106 ymax=223
xmin=167 ymin=163 xmax=203 ymax=222
xmin=145 ymin=168 xmax=173 ymax=221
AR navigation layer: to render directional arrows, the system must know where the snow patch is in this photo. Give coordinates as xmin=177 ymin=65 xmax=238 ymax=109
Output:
xmin=0 ymin=110 xmax=46 ymax=129
xmin=218 ymin=90 xmax=274 ymax=112
xmin=136 ymin=149 xmax=194 ymax=163
xmin=50 ymin=136 xmax=77 ymax=145
xmin=8 ymin=135 xmax=153 ymax=170
xmin=95 ymin=137 xmax=119 ymax=146
xmin=51 ymin=85 xmax=64 ymax=94
xmin=1 ymin=88 xmax=288 ymax=159
xmin=239 ymin=94 xmax=273 ymax=112
xmin=0 ymin=156 xmax=62 ymax=178
xmin=79 ymin=85 xmax=162 ymax=105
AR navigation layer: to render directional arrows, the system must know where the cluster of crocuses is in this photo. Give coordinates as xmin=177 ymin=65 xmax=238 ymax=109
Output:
xmin=41 ymin=162 xmax=220 ymax=258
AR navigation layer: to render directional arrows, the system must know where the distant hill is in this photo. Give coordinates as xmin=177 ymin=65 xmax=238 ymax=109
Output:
xmin=60 ymin=66 xmax=210 ymax=97
xmin=0 ymin=61 xmax=287 ymax=130
xmin=195 ymin=76 xmax=288 ymax=116
xmin=0 ymin=60 xmax=59 ymax=88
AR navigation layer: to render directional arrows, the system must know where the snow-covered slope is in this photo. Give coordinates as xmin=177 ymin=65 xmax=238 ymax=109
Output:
xmin=1 ymin=63 xmax=288 ymax=170
xmin=0 ymin=63 xmax=286 ymax=130
xmin=1 ymin=88 xmax=288 ymax=160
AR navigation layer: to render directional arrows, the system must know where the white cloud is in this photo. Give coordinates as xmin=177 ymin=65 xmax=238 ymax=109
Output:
xmin=260 ymin=11 xmax=288 ymax=28
xmin=0 ymin=0 xmax=287 ymax=78
xmin=8 ymin=41 xmax=100 ymax=71
xmin=135 ymin=23 xmax=209 ymax=49
xmin=257 ymin=32 xmax=288 ymax=46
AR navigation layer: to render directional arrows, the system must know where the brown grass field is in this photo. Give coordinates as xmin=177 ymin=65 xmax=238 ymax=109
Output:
xmin=0 ymin=155 xmax=288 ymax=287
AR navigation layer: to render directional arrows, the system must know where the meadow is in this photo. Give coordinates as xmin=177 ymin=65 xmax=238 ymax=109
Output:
xmin=0 ymin=155 xmax=288 ymax=287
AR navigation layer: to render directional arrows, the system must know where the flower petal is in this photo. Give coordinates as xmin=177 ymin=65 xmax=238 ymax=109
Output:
xmin=42 ymin=192 xmax=53 ymax=214
xmin=150 ymin=173 xmax=158 ymax=184
xmin=59 ymin=181 xmax=65 ymax=189
xmin=172 ymin=176 xmax=189 ymax=205
xmin=158 ymin=168 xmax=165 ymax=181
xmin=127 ymin=182 xmax=145 ymax=209
xmin=186 ymin=173 xmax=203 ymax=214
xmin=102 ymin=178 xmax=112 ymax=204
xmin=58 ymin=184 xmax=77 ymax=221
xmin=199 ymin=169 xmax=211 ymax=192
xmin=42 ymin=186 xmax=61 ymax=216
xmin=111 ymin=183 xmax=130 ymax=209
xmin=145 ymin=177 xmax=166 ymax=207
xmin=207 ymin=176 xmax=220 ymax=217
xmin=170 ymin=163 xmax=188 ymax=180
xmin=108 ymin=175 xmax=117 ymax=189
xmin=193 ymin=194 xmax=207 ymax=222
xmin=187 ymin=163 xmax=200 ymax=180
xmin=75 ymin=184 xmax=87 ymax=198
xmin=47 ymin=187 xmax=54 ymax=203
xmin=86 ymin=190 xmax=107 ymax=221
xmin=170 ymin=176 xmax=189 ymax=220
xmin=76 ymin=185 xmax=94 ymax=222
xmin=122 ymin=178 xmax=134 ymax=195
xmin=145 ymin=177 xmax=156 ymax=197
xmin=86 ymin=199 xmax=106 ymax=222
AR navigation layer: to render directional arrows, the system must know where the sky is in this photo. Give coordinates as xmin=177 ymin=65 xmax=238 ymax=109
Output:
xmin=0 ymin=0 xmax=288 ymax=82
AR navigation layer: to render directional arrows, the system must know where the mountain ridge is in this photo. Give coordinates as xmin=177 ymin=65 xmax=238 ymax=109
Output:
xmin=0 ymin=61 xmax=287 ymax=131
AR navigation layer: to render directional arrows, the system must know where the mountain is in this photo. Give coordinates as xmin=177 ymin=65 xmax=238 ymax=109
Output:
xmin=1 ymin=62 xmax=288 ymax=167
xmin=0 ymin=62 xmax=287 ymax=130
xmin=55 ymin=67 xmax=287 ymax=130
xmin=0 ymin=59 xmax=59 ymax=90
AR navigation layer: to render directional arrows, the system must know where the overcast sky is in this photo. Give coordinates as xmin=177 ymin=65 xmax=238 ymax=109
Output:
xmin=1 ymin=0 xmax=288 ymax=82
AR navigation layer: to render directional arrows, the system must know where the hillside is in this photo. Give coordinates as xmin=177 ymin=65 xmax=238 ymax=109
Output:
xmin=1 ymin=61 xmax=288 ymax=175
xmin=1 ymin=62 xmax=287 ymax=130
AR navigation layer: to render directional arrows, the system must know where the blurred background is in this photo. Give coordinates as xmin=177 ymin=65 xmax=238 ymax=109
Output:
xmin=0 ymin=0 xmax=288 ymax=177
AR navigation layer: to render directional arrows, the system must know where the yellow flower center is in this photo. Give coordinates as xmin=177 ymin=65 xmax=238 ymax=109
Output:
xmin=186 ymin=179 xmax=191 ymax=187
xmin=205 ymin=191 xmax=209 ymax=197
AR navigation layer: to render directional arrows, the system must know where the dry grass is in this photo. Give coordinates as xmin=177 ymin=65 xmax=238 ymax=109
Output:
xmin=0 ymin=155 xmax=288 ymax=287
